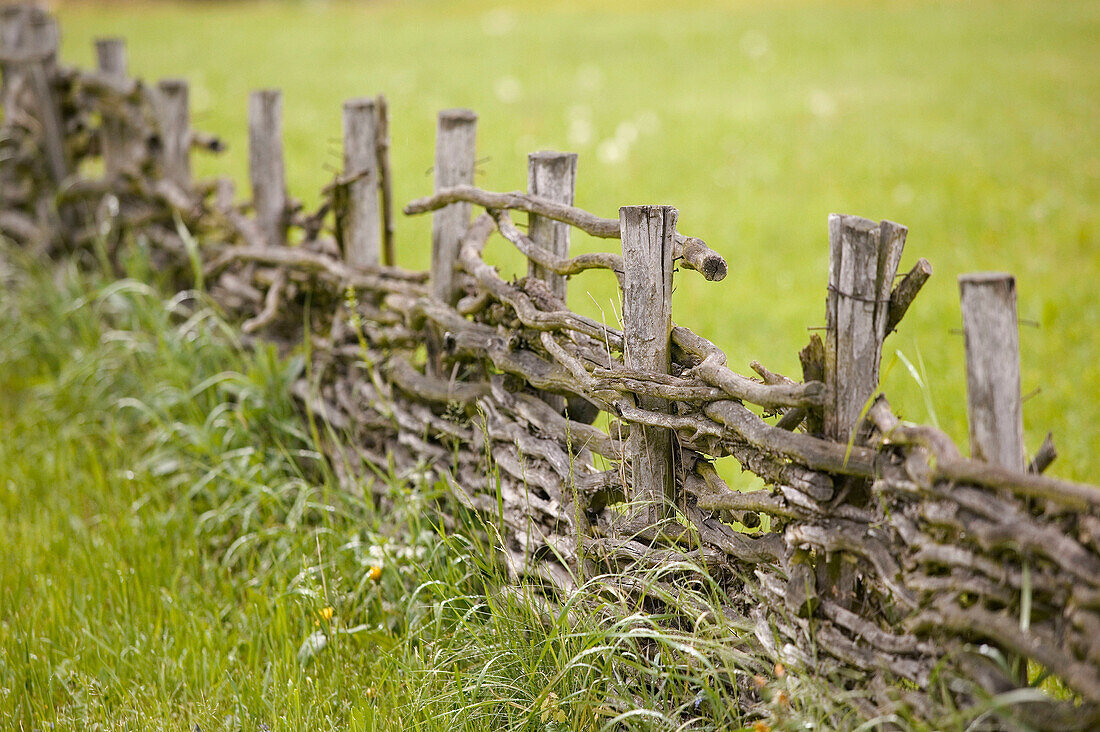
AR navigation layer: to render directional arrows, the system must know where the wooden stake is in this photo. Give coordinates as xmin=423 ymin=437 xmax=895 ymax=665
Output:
xmin=959 ymin=273 xmax=1025 ymax=471
xmin=95 ymin=37 xmax=135 ymax=178
xmin=430 ymin=108 xmax=477 ymax=307
xmin=824 ymin=214 xmax=907 ymax=442
xmin=1 ymin=5 xmax=30 ymax=112
xmin=620 ymin=205 xmax=676 ymax=519
xmin=527 ymin=151 xmax=577 ymax=415
xmin=342 ymin=96 xmax=381 ymax=268
xmin=156 ymin=78 xmax=190 ymax=188
xmin=526 ymin=151 xmax=577 ymax=303
xmin=248 ymin=89 xmax=287 ymax=247
xmin=374 ymin=94 xmax=395 ymax=267
xmin=2 ymin=8 xmax=67 ymax=183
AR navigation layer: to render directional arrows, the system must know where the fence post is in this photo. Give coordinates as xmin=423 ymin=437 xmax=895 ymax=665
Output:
xmin=1 ymin=7 xmax=67 ymax=184
xmin=526 ymin=151 xmax=577 ymax=302
xmin=0 ymin=5 xmax=30 ymax=112
xmin=341 ymin=96 xmax=381 ymax=268
xmin=824 ymin=214 xmax=907 ymax=443
xmin=248 ymin=89 xmax=287 ymax=247
xmin=620 ymin=205 xmax=676 ymax=521
xmin=156 ymin=79 xmax=190 ymax=188
xmin=430 ymin=108 xmax=477 ymax=306
xmin=427 ymin=108 xmax=476 ymax=375
xmin=959 ymin=273 xmax=1025 ymax=471
xmin=527 ymin=151 xmax=578 ymax=415
xmin=375 ymin=95 xmax=395 ymax=267
xmin=818 ymin=214 xmax=905 ymax=607
xmin=95 ymin=37 xmax=137 ymax=179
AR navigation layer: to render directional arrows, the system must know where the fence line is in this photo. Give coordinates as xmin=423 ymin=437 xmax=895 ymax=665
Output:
xmin=2 ymin=8 xmax=1099 ymax=728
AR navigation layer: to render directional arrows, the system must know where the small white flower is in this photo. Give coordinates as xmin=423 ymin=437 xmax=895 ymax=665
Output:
xmin=482 ymin=8 xmax=516 ymax=37
xmin=597 ymin=139 xmax=627 ymax=164
xmin=635 ymin=110 xmax=661 ymax=135
xmin=808 ymin=90 xmax=837 ymax=118
xmin=494 ymin=76 xmax=523 ymax=104
xmin=615 ymin=121 xmax=639 ymax=145
xmin=740 ymin=30 xmax=770 ymax=60
xmin=568 ymin=118 xmax=594 ymax=146
xmin=576 ymin=64 xmax=604 ymax=92
xmin=892 ymin=183 xmax=915 ymax=206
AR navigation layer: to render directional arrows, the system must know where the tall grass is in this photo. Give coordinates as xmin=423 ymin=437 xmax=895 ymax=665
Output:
xmin=0 ymin=242 xmax=882 ymax=729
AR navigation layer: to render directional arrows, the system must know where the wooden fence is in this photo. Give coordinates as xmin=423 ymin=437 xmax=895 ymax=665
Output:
xmin=2 ymin=6 xmax=1099 ymax=728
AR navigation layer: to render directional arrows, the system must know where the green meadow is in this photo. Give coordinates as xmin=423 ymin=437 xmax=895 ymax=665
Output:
xmin=2 ymin=0 xmax=1098 ymax=727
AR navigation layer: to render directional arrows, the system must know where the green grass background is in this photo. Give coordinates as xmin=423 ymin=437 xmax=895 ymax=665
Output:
xmin=2 ymin=0 xmax=1099 ymax=728
xmin=51 ymin=0 xmax=1100 ymax=481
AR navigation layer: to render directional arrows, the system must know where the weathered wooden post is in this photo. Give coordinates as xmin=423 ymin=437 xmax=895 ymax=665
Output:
xmin=1 ymin=6 xmax=66 ymax=183
xmin=526 ymin=151 xmax=578 ymax=302
xmin=0 ymin=5 xmax=29 ymax=111
xmin=527 ymin=151 xmax=578 ymax=414
xmin=248 ymin=89 xmax=287 ymax=247
xmin=341 ymin=96 xmax=382 ymax=268
xmin=818 ymin=213 xmax=905 ymax=606
xmin=95 ymin=37 xmax=137 ymax=178
xmin=430 ymin=108 xmax=477 ymax=306
xmin=427 ymin=108 xmax=476 ymax=374
xmin=156 ymin=78 xmax=190 ymax=188
xmin=824 ymin=214 xmax=907 ymax=443
xmin=620 ymin=205 xmax=676 ymax=521
xmin=375 ymin=95 xmax=395 ymax=267
xmin=959 ymin=273 xmax=1025 ymax=471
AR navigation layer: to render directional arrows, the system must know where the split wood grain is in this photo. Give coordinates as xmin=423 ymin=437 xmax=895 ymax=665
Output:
xmin=526 ymin=151 xmax=577 ymax=302
xmin=248 ymin=89 xmax=287 ymax=247
xmin=156 ymin=79 xmax=190 ymax=188
xmin=959 ymin=273 xmax=1025 ymax=471
xmin=824 ymin=214 xmax=906 ymax=442
xmin=621 ymin=205 xmax=677 ymax=518
xmin=430 ymin=109 xmax=477 ymax=307
xmin=342 ymin=96 xmax=382 ymax=267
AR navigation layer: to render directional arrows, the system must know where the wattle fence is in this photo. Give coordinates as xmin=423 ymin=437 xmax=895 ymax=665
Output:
xmin=3 ymin=6 xmax=1099 ymax=728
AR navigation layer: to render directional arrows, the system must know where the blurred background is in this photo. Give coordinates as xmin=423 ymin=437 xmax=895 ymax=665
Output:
xmin=50 ymin=0 xmax=1100 ymax=481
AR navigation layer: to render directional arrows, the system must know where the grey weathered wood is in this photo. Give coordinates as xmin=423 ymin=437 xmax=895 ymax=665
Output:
xmin=1028 ymin=432 xmax=1057 ymax=475
xmin=526 ymin=151 xmax=577 ymax=303
xmin=406 ymin=185 xmax=727 ymax=282
xmin=248 ymin=89 xmax=287 ymax=247
xmin=824 ymin=214 xmax=907 ymax=442
xmin=620 ymin=205 xmax=676 ymax=519
xmin=1 ymin=5 xmax=30 ymax=112
xmin=342 ymin=96 xmax=381 ymax=268
xmin=1 ymin=8 xmax=66 ymax=183
xmin=28 ymin=13 xmax=64 ymax=183
xmin=886 ymin=257 xmax=933 ymax=334
xmin=374 ymin=94 xmax=395 ymax=267
xmin=156 ymin=78 xmax=190 ymax=187
xmin=526 ymin=151 xmax=577 ymax=415
xmin=95 ymin=37 xmax=137 ymax=178
xmin=29 ymin=9 xmax=57 ymax=70
xmin=94 ymin=36 xmax=127 ymax=77
xmin=959 ymin=273 xmax=1025 ymax=471
xmin=430 ymin=108 xmax=477 ymax=306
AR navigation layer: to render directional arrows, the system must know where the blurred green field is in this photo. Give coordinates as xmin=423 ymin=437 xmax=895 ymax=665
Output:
xmin=53 ymin=0 xmax=1099 ymax=477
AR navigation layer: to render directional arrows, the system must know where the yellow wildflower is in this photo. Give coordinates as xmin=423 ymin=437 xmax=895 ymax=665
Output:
xmin=318 ymin=606 xmax=334 ymax=622
xmin=368 ymin=565 xmax=382 ymax=582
